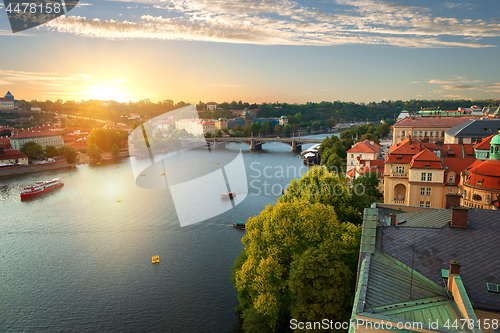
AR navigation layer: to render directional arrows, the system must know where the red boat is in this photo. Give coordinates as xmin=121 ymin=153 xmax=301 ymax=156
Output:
xmin=20 ymin=178 xmax=64 ymax=199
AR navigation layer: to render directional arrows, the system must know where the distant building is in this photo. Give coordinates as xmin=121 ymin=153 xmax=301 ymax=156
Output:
xmin=215 ymin=118 xmax=228 ymax=131
xmin=473 ymin=133 xmax=496 ymax=160
xmin=4 ymin=91 xmax=14 ymax=101
xmin=0 ymin=147 xmax=28 ymax=165
xmin=392 ymin=117 xmax=472 ymax=145
xmin=0 ymin=97 xmax=15 ymax=109
xmin=483 ymin=106 xmax=500 ymax=118
xmin=396 ymin=110 xmax=410 ymax=120
xmin=10 ymin=130 xmax=64 ymax=151
xmin=346 ymin=140 xmax=381 ymax=172
xmin=206 ymin=102 xmax=217 ymax=111
xmin=31 ymin=106 xmax=42 ymax=112
xmin=444 ymin=119 xmax=500 ymax=144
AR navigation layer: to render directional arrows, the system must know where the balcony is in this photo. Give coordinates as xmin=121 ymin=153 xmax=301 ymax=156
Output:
xmin=391 ymin=172 xmax=408 ymax=178
xmin=393 ymin=199 xmax=406 ymax=205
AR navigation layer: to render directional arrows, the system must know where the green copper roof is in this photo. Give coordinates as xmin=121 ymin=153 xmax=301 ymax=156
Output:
xmin=360 ymin=208 xmax=377 ymax=253
xmin=354 ymin=251 xmax=475 ymax=332
xmin=491 ymin=131 xmax=500 ymax=145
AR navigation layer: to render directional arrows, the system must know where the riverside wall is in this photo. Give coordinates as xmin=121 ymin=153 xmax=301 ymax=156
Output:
xmin=0 ymin=161 xmax=74 ymax=177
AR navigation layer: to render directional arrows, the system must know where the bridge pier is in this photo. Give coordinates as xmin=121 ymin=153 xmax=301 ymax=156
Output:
xmin=211 ymin=140 xmax=226 ymax=149
xmin=250 ymin=139 xmax=263 ymax=150
xmin=291 ymin=140 xmax=302 ymax=152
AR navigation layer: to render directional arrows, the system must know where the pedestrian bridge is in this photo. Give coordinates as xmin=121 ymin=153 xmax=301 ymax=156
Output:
xmin=204 ymin=137 xmax=323 ymax=151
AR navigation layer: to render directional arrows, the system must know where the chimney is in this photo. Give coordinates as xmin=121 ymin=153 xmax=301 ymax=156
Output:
xmin=447 ymin=260 xmax=461 ymax=291
xmin=446 ymin=193 xmax=462 ymax=209
xmin=451 ymin=207 xmax=469 ymax=228
xmin=390 ymin=214 xmax=397 ymax=226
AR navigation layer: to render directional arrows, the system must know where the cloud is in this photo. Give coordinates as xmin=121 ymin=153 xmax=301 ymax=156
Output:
xmin=0 ymin=69 xmax=91 ymax=86
xmin=444 ymin=84 xmax=476 ymax=90
xmin=109 ymin=79 xmax=128 ymax=82
xmin=428 ymin=76 xmax=482 ymax=84
xmin=41 ymin=0 xmax=500 ymax=48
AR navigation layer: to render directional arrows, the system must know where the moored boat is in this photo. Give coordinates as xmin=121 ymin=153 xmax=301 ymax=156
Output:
xmin=221 ymin=191 xmax=237 ymax=199
xmin=20 ymin=178 xmax=64 ymax=199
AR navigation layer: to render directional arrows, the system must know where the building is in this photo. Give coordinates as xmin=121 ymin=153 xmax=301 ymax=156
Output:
xmin=392 ymin=117 xmax=472 ymax=145
xmin=0 ymin=148 xmax=28 ymax=165
xmin=0 ymin=136 xmax=12 ymax=150
xmin=396 ymin=110 xmax=410 ymax=120
xmin=31 ymin=106 xmax=42 ymax=112
xmin=206 ymin=102 xmax=217 ymax=111
xmin=346 ymin=140 xmax=381 ymax=172
xmin=215 ymin=118 xmax=228 ymax=131
xmin=384 ymin=137 xmax=476 ymax=208
xmin=351 ymin=203 xmax=500 ymax=332
xmin=473 ymin=133 xmax=496 ymax=161
xmin=0 ymin=97 xmax=15 ymax=109
xmin=201 ymin=121 xmax=216 ymax=135
xmin=461 ymin=131 xmax=500 ymax=210
xmin=9 ymin=130 xmax=64 ymax=150
xmin=346 ymin=159 xmax=385 ymax=195
xmin=445 ymin=119 xmax=500 ymax=144
xmin=483 ymin=106 xmax=500 ymax=119
xmin=4 ymin=91 xmax=14 ymax=101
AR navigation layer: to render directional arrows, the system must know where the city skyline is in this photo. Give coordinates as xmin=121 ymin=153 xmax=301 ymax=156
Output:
xmin=1 ymin=0 xmax=500 ymax=104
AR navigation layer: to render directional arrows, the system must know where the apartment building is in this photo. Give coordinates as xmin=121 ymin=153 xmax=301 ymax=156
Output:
xmin=392 ymin=117 xmax=472 ymax=145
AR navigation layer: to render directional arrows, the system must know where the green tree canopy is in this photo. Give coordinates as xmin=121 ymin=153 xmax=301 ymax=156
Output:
xmin=87 ymin=144 xmax=103 ymax=161
xmin=232 ymin=200 xmax=361 ymax=331
xmin=234 ymin=130 xmax=244 ymax=137
xmin=58 ymin=146 xmax=78 ymax=162
xmin=44 ymin=145 xmax=58 ymax=158
xmin=20 ymin=141 xmax=44 ymax=159
xmin=111 ymin=143 xmax=120 ymax=155
xmin=87 ymin=128 xmax=122 ymax=152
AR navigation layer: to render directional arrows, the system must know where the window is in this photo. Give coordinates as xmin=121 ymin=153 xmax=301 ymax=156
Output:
xmin=419 ymin=131 xmax=423 ymax=137
xmin=421 ymin=173 xmax=426 ymax=181
xmin=427 ymin=173 xmax=432 ymax=181
xmin=414 ymin=131 xmax=417 ymax=136
xmin=458 ymin=137 xmax=463 ymax=144
xmin=449 ymin=175 xmax=454 ymax=183
xmin=401 ymin=130 xmax=405 ymax=136
xmin=430 ymin=131 xmax=434 ymax=137
xmin=419 ymin=201 xmax=424 ymax=207
xmin=421 ymin=187 xmax=425 ymax=195
xmin=351 ymin=161 xmax=354 ymax=165
xmin=442 ymin=131 xmax=445 ymax=137
xmin=396 ymin=166 xmax=405 ymax=173
xmin=426 ymin=188 xmax=431 ymax=196
xmin=351 ymin=154 xmax=354 ymax=158
xmin=448 ymin=189 xmax=453 ymax=193
xmin=426 ymin=201 xmax=431 ymax=207
xmin=487 ymin=195 xmax=490 ymax=203
xmin=425 ymin=131 xmax=428 ymax=137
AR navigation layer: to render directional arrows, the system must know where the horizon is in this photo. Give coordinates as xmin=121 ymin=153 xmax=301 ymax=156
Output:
xmin=1 ymin=0 xmax=500 ymax=104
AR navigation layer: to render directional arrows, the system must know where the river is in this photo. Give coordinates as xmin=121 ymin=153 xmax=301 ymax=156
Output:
xmin=0 ymin=133 xmax=336 ymax=332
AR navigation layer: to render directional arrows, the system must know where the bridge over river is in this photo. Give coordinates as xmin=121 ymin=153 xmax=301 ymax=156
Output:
xmin=204 ymin=137 xmax=323 ymax=151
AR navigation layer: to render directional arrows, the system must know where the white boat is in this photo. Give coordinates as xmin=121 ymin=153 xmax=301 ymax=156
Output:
xmin=221 ymin=191 xmax=237 ymax=199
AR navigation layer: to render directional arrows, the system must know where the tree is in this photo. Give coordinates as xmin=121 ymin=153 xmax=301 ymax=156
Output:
xmin=87 ymin=128 xmax=121 ymax=152
xmin=44 ymin=145 xmax=58 ymax=158
xmin=274 ymin=125 xmax=283 ymax=135
xmin=326 ymin=117 xmax=336 ymax=128
xmin=243 ymin=126 xmax=251 ymax=137
xmin=234 ymin=130 xmax=244 ymax=137
xmin=205 ymin=132 xmax=212 ymax=138
xmin=266 ymin=120 xmax=273 ymax=135
xmin=87 ymin=144 xmax=103 ymax=161
xmin=324 ymin=152 xmax=343 ymax=173
xmin=111 ymin=143 xmax=120 ymax=155
xmin=279 ymin=166 xmax=377 ymax=225
xmin=260 ymin=122 xmax=267 ymax=136
xmin=58 ymin=146 xmax=78 ymax=162
xmin=216 ymin=130 xmax=223 ymax=138
xmin=232 ymin=200 xmax=361 ymax=331
xmin=234 ymin=124 xmax=243 ymax=132
xmin=284 ymin=124 xmax=292 ymax=136
xmin=20 ymin=141 xmax=44 ymax=159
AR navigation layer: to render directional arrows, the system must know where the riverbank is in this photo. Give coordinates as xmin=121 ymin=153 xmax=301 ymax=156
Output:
xmin=0 ymin=160 xmax=75 ymax=177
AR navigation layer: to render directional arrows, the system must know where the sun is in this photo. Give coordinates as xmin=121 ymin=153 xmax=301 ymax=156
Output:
xmin=85 ymin=85 xmax=129 ymax=102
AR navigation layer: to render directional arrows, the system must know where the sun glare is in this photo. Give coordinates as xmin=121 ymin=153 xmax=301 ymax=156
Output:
xmin=85 ymin=85 xmax=129 ymax=102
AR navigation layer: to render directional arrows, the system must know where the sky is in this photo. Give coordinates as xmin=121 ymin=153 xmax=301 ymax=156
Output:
xmin=0 ymin=0 xmax=500 ymax=104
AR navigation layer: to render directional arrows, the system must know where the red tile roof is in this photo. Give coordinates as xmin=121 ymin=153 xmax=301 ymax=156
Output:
xmin=11 ymin=130 xmax=63 ymax=139
xmin=440 ymin=144 xmax=475 ymax=158
xmin=0 ymin=150 xmax=27 ymax=159
xmin=389 ymin=137 xmax=425 ymax=155
xmin=410 ymin=149 xmax=444 ymax=169
xmin=347 ymin=139 xmax=381 ymax=153
xmin=474 ymin=133 xmax=496 ymax=150
xmin=394 ymin=117 xmax=472 ymax=128
xmin=464 ymin=159 xmax=500 ymax=190
xmin=442 ymin=157 xmax=476 ymax=185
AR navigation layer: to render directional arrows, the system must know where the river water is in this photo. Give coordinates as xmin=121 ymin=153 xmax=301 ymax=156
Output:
xmin=0 ymin=133 xmax=334 ymax=332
